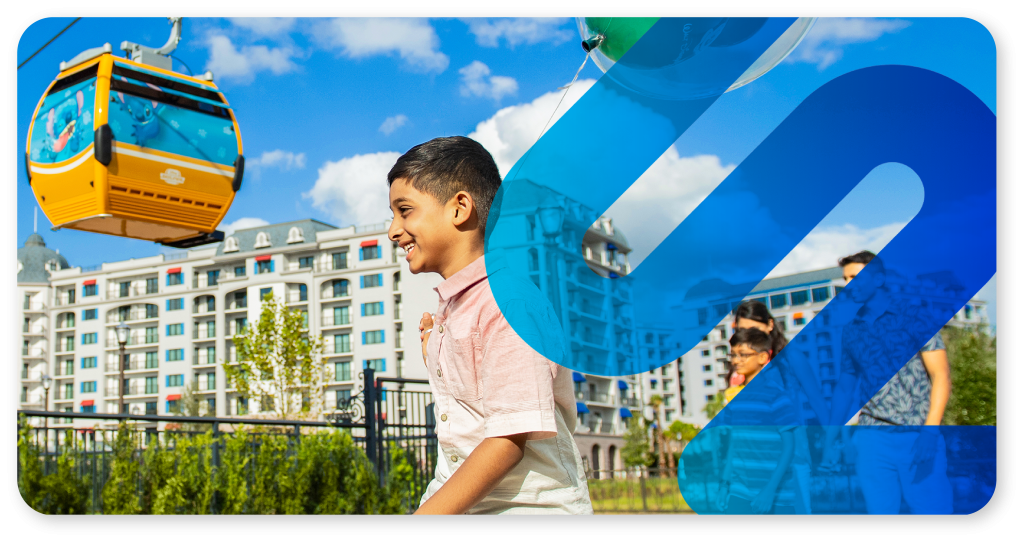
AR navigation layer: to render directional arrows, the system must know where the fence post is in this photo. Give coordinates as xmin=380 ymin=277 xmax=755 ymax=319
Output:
xmin=363 ymin=369 xmax=379 ymax=478
xmin=211 ymin=421 xmax=219 ymax=514
xmin=640 ymin=468 xmax=649 ymax=512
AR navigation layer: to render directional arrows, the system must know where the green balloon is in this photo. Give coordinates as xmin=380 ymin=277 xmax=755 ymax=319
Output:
xmin=583 ymin=17 xmax=660 ymax=62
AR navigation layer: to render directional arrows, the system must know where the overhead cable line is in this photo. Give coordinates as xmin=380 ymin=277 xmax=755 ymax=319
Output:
xmin=18 ymin=18 xmax=82 ymax=70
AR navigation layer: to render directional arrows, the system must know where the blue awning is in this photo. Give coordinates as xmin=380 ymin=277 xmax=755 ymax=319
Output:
xmin=619 ymin=407 xmax=633 ymax=418
xmin=609 ymin=272 xmax=619 ymax=279
xmin=650 ymin=378 xmax=657 ymax=386
xmin=576 ymin=401 xmax=590 ymax=414
xmin=617 ymin=379 xmax=628 ymax=390
xmin=572 ymin=371 xmax=586 ymax=383
xmin=607 ymin=243 xmax=617 ymax=251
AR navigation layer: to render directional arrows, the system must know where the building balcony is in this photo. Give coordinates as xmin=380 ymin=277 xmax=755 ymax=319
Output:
xmin=193 ymin=327 xmax=219 ymax=340
xmin=192 ymin=275 xmax=221 ymax=289
xmin=620 ymin=397 xmax=640 ymax=408
xmin=23 ymin=302 xmax=47 ymax=312
xmin=576 ymin=390 xmax=612 ymax=404
xmin=22 ymin=325 xmax=46 ymax=336
xmin=54 ymin=364 xmax=74 ymax=377
xmin=54 ymin=297 xmax=77 ymax=307
xmin=106 ymin=285 xmax=161 ymax=300
xmin=321 ymin=317 xmax=352 ymax=329
xmin=193 ymin=354 xmax=219 ymax=366
xmin=282 ymin=260 xmax=321 ymax=274
xmin=54 ymin=344 xmax=75 ymax=354
xmin=54 ymin=388 xmax=74 ymax=400
xmin=225 ymin=302 xmax=248 ymax=312
xmin=106 ymin=310 xmax=159 ymax=324
xmin=22 ymin=347 xmax=46 ymax=358
xmin=105 ymin=384 xmax=159 ymax=397
xmin=105 ymin=335 xmax=159 ymax=348
xmin=105 ymin=360 xmax=159 ymax=373
xmin=285 ymin=293 xmax=309 ymax=304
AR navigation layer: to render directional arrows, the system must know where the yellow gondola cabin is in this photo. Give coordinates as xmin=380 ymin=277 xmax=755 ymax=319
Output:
xmin=26 ymin=51 xmax=243 ymax=248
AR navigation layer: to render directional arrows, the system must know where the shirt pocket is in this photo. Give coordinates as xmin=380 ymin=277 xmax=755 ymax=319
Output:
xmin=442 ymin=332 xmax=482 ymax=401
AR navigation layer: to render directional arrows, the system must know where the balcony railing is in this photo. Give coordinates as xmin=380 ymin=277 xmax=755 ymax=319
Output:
xmin=286 ymin=293 xmax=309 ymax=304
xmin=226 ymin=301 xmax=248 ymax=311
xmin=584 ymin=421 xmax=615 ymax=434
xmin=54 ymin=297 xmax=76 ymax=307
xmin=394 ymin=306 xmax=402 ymax=320
xmin=193 ymin=303 xmax=217 ymax=315
xmin=105 ymin=335 xmax=159 ymax=348
xmin=23 ymin=302 xmax=47 ymax=311
xmin=192 ymin=275 xmax=221 ymax=289
xmin=22 ymin=348 xmax=46 ymax=357
xmin=23 ymin=325 xmax=46 ymax=335
xmin=105 ymin=360 xmax=159 ymax=372
xmin=55 ymin=388 xmax=74 ymax=400
xmin=193 ymin=353 xmax=218 ymax=366
xmin=323 ymin=316 xmax=351 ymax=327
xmin=105 ymin=384 xmax=159 ymax=397
xmin=575 ymin=390 xmax=611 ymax=404
xmin=106 ymin=310 xmax=159 ymax=323
xmin=193 ymin=327 xmax=219 ymax=339
xmin=54 ymin=343 xmax=75 ymax=353
xmin=284 ymin=260 xmax=321 ymax=273
xmin=55 ymin=364 xmax=74 ymax=377
xmin=106 ymin=285 xmax=160 ymax=299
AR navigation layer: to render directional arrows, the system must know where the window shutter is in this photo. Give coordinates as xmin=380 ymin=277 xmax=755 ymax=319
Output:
xmin=360 ymin=276 xmax=365 ymax=288
xmin=361 ymin=331 xmax=366 ymax=344
xmin=270 ymin=261 xmax=275 ymax=272
xmin=361 ymin=304 xmax=366 ymax=317
xmin=381 ymin=330 xmax=386 ymax=343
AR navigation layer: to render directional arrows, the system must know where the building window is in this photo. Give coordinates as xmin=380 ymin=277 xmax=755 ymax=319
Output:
xmin=287 ymin=227 xmax=304 ymax=244
xmin=332 ymin=252 xmax=348 ymax=270
xmin=81 ymin=404 xmax=95 ymax=413
xmin=362 ymin=330 xmax=385 ymax=345
xmin=234 ymin=265 xmax=246 ymax=277
xmin=770 ymin=293 xmax=788 ymax=309
xmin=299 ymin=256 xmax=314 ymax=269
xmin=119 ymin=281 xmax=131 ymax=298
xmin=260 ymin=287 xmax=273 ymax=300
xmin=703 ymin=379 xmax=713 ymax=387
xmin=335 ymin=361 xmax=351 ymax=382
xmin=167 ymin=324 xmax=184 ymax=336
xmin=83 ymin=284 xmax=97 ymax=297
xmin=363 ymin=359 xmax=386 ymax=372
xmin=361 ymin=302 xmax=384 ymax=316
xmin=701 ymin=349 xmax=710 ymax=357
xmin=334 ymin=333 xmax=351 ymax=353
xmin=167 ymin=272 xmax=183 ymax=286
xmin=703 ymin=364 xmax=711 ymax=372
xmin=207 ymin=270 xmax=220 ymax=287
xmin=167 ymin=399 xmax=180 ymax=412
xmin=83 ymin=308 xmax=97 ymax=320
xmin=224 ymin=237 xmax=239 ymax=252
xmin=145 ymin=277 xmax=158 ymax=294
xmin=206 ymin=372 xmax=216 ymax=390
xmin=333 ymin=306 xmax=351 ymax=325
xmin=332 ymin=279 xmax=350 ymax=297
xmin=167 ymin=349 xmax=184 ymax=362
xmin=167 ymin=298 xmax=184 ymax=311
xmin=336 ymin=389 xmax=352 ymax=408
xmin=166 ymin=374 xmax=184 ymax=387
xmin=812 ymin=287 xmax=831 ymax=303
xmin=81 ymin=381 xmax=97 ymax=393
xmin=254 ymin=232 xmax=271 ymax=248
xmin=299 ymin=284 xmax=308 ymax=301
xmin=145 ymin=401 xmax=157 ymax=415
xmin=793 ymin=315 xmax=806 ymax=325
xmin=145 ymin=304 xmax=159 ymax=318
xmin=256 ymin=260 xmax=274 ymax=274
xmin=361 ymin=274 xmax=383 ymax=288
xmin=360 ymin=245 xmax=381 ymax=260
xmin=790 ymin=289 xmax=810 ymax=306
xmin=82 ymin=356 xmax=97 ymax=369
xmin=205 ymin=398 xmax=216 ymax=415
xmin=82 ymin=332 xmax=97 ymax=345
xmin=697 ymin=307 xmax=708 ymax=326
xmin=145 ymin=352 xmax=158 ymax=368
xmin=706 ymin=394 xmax=715 ymax=402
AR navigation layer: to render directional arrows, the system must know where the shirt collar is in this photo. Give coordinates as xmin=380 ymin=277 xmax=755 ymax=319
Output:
xmin=433 ymin=253 xmax=507 ymax=302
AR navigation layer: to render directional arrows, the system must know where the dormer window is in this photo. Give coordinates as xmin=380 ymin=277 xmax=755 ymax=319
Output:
xmin=287 ymin=227 xmax=304 ymax=244
xmin=224 ymin=237 xmax=239 ymax=253
xmin=254 ymin=232 xmax=271 ymax=248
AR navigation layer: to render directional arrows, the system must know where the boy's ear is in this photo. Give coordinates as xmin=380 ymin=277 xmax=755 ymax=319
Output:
xmin=758 ymin=352 xmax=771 ymax=366
xmin=450 ymin=191 xmax=475 ymax=228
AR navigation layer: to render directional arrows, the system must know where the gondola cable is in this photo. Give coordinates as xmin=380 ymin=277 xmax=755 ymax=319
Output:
xmin=17 ymin=18 xmax=82 ymax=70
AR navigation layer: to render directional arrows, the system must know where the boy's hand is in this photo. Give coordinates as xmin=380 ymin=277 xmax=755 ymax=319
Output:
xmin=419 ymin=312 xmax=434 ymax=364
xmin=751 ymin=485 xmax=777 ymax=514
xmin=716 ymin=485 xmax=729 ymax=512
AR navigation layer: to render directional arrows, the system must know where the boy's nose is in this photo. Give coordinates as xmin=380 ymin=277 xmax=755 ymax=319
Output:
xmin=387 ymin=220 xmax=402 ymax=241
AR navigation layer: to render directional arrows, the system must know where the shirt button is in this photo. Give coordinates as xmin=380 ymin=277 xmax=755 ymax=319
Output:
xmin=436 ymin=369 xmax=442 ymax=377
xmin=450 ymin=454 xmax=458 ymax=462
xmin=440 ymin=414 xmax=447 ymax=422
xmin=438 ymin=324 xmax=444 ymax=334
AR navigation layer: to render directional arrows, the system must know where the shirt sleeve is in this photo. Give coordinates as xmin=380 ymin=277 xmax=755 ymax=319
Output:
xmin=921 ymin=330 xmax=946 ymax=353
xmin=478 ymin=298 xmax=561 ymax=441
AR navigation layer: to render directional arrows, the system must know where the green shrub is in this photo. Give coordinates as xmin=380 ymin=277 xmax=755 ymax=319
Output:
xmin=102 ymin=422 xmax=141 ymax=514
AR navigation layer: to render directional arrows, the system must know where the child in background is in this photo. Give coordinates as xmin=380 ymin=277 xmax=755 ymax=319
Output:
xmin=715 ymin=328 xmax=799 ymax=514
xmin=387 ymin=136 xmax=592 ymax=515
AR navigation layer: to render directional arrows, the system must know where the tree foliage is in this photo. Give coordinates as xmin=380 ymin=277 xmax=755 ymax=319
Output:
xmin=224 ymin=294 xmax=328 ymax=419
xmin=702 ymin=391 xmax=726 ymax=421
xmin=102 ymin=421 xmax=141 ymax=514
xmin=942 ymin=325 xmax=997 ymax=426
xmin=17 ymin=420 xmax=91 ymax=514
xmin=621 ymin=415 xmax=652 ymax=469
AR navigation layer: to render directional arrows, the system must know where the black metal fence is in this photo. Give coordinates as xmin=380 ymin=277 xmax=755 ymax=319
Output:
xmin=586 ymin=468 xmax=692 ymax=514
xmin=17 ymin=370 xmax=436 ymax=514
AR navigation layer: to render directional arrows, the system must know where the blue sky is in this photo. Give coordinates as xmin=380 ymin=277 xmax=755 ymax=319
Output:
xmin=16 ymin=17 xmax=997 ymax=328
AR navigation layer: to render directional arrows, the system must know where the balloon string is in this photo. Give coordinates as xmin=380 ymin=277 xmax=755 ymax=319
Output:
xmin=508 ymin=51 xmax=590 ymax=183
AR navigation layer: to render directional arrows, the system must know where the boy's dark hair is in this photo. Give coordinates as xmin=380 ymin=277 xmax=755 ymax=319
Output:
xmin=387 ymin=136 xmax=502 ymax=229
xmin=733 ymin=299 xmax=787 ymax=360
xmin=729 ymin=327 xmax=773 ymax=355
xmin=839 ymin=250 xmax=885 ymax=275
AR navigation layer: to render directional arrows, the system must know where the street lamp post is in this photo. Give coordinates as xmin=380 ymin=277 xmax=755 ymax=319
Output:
xmin=538 ymin=195 xmax=566 ymax=322
xmin=41 ymin=373 xmax=52 ymax=453
xmin=116 ymin=322 xmax=130 ymax=416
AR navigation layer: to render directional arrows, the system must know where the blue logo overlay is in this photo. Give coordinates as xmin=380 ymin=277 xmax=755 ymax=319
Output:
xmin=483 ymin=18 xmax=996 ymax=514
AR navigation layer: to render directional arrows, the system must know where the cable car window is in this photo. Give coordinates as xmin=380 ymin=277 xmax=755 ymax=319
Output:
xmin=107 ymin=79 xmax=238 ymax=167
xmin=30 ymin=74 xmax=97 ymax=165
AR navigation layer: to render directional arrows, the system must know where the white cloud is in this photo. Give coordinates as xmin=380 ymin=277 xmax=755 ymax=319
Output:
xmin=311 ymin=18 xmax=449 ymax=73
xmin=767 ymin=222 xmax=908 ymax=277
xmin=787 ymin=18 xmax=911 ymax=70
xmin=379 ymin=114 xmax=409 ymax=136
xmin=251 ymin=149 xmax=307 ymax=170
xmin=205 ymin=34 xmax=299 ymax=83
xmin=459 ymin=61 xmax=518 ymax=103
xmin=468 ymin=79 xmax=596 ymax=175
xmin=228 ymin=18 xmax=297 ymax=38
xmin=222 ymin=217 xmax=271 ymax=236
xmin=463 ymin=18 xmax=574 ymax=48
xmin=303 ymin=152 xmax=401 ymax=226
xmin=606 ymin=150 xmax=737 ymax=265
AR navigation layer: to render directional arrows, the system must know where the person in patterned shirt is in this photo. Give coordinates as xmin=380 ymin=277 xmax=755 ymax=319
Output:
xmin=823 ymin=250 xmax=953 ymax=513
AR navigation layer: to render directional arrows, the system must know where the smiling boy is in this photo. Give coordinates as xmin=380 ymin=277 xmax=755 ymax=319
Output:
xmin=387 ymin=136 xmax=592 ymax=515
